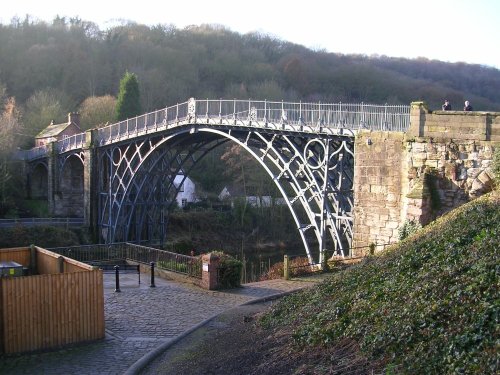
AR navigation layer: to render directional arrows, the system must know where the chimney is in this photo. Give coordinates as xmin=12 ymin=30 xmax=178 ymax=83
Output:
xmin=68 ymin=112 xmax=81 ymax=129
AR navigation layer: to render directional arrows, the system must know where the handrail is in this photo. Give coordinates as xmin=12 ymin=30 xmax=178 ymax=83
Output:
xmin=0 ymin=217 xmax=85 ymax=227
xmin=24 ymin=145 xmax=48 ymax=160
xmin=24 ymin=98 xmax=411 ymax=155
xmin=56 ymin=133 xmax=86 ymax=153
xmin=48 ymin=242 xmax=202 ymax=279
xmin=96 ymin=98 xmax=410 ymax=146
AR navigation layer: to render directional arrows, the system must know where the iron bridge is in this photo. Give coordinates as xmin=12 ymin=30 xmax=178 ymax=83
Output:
xmin=26 ymin=98 xmax=410 ymax=265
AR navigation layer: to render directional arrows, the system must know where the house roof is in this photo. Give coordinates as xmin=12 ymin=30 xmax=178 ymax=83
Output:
xmin=36 ymin=121 xmax=80 ymax=139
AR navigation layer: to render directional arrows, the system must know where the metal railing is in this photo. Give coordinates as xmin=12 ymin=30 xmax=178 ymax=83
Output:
xmin=49 ymin=242 xmax=202 ymax=279
xmin=96 ymin=101 xmax=189 ymax=145
xmin=21 ymin=98 xmax=411 ymax=156
xmin=57 ymin=133 xmax=86 ymax=153
xmin=96 ymin=98 xmax=411 ymax=146
xmin=0 ymin=217 xmax=85 ymax=228
xmin=24 ymin=145 xmax=48 ymax=161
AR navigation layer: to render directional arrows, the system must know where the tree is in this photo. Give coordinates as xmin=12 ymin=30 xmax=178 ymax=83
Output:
xmin=0 ymin=95 xmax=23 ymax=216
xmin=79 ymin=95 xmax=116 ymax=130
xmin=21 ymin=89 xmax=70 ymax=148
xmin=115 ymin=71 xmax=141 ymax=121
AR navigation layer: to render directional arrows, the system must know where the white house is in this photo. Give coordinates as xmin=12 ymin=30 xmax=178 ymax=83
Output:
xmin=173 ymin=175 xmax=197 ymax=207
xmin=218 ymin=185 xmax=285 ymax=208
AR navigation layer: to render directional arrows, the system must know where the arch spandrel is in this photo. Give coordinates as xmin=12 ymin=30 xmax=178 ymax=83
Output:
xmin=96 ymin=125 xmax=354 ymax=264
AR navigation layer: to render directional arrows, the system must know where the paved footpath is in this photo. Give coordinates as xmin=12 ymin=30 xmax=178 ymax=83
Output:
xmin=0 ymin=273 xmax=323 ymax=375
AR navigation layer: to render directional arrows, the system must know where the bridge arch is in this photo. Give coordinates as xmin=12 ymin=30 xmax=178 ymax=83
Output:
xmin=97 ymin=124 xmax=354 ymax=264
xmin=56 ymin=154 xmax=84 ymax=217
xmin=29 ymin=161 xmax=48 ymax=199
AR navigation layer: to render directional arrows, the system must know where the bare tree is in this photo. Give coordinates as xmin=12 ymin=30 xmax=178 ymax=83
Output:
xmin=79 ymin=95 xmax=116 ymax=130
xmin=0 ymin=96 xmax=22 ymax=213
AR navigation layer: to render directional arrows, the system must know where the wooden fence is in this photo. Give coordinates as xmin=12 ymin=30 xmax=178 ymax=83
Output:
xmin=0 ymin=246 xmax=105 ymax=354
xmin=0 ymin=247 xmax=30 ymax=266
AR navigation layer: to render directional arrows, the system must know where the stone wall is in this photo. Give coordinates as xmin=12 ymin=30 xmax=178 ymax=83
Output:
xmin=404 ymin=139 xmax=496 ymax=224
xmin=53 ymin=156 xmax=84 ymax=217
xmin=352 ymin=131 xmax=406 ymax=255
xmin=352 ymin=103 xmax=499 ymax=256
xmin=408 ymin=102 xmax=500 ymax=141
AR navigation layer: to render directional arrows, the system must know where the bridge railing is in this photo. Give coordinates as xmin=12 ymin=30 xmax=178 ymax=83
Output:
xmin=57 ymin=133 xmax=86 ymax=153
xmin=97 ymin=102 xmax=189 ymax=145
xmin=24 ymin=145 xmax=48 ymax=160
xmin=196 ymin=99 xmax=410 ymax=131
xmin=93 ymin=98 xmax=410 ymax=147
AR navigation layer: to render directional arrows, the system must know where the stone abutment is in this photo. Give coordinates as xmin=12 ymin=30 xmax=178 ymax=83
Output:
xmin=352 ymin=102 xmax=500 ymax=255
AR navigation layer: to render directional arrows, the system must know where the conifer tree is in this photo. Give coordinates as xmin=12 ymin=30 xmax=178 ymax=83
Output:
xmin=115 ymin=71 xmax=141 ymax=121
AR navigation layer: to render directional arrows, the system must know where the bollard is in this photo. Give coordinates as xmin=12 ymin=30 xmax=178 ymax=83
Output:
xmin=114 ymin=265 xmax=121 ymax=293
xmin=283 ymin=255 xmax=289 ymax=280
xmin=150 ymin=262 xmax=156 ymax=288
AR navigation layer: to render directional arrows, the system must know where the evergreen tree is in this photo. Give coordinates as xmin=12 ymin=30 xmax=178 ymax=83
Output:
xmin=115 ymin=71 xmax=141 ymax=121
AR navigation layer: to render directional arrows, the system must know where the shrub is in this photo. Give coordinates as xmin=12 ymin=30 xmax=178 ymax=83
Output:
xmin=398 ymin=219 xmax=422 ymax=240
xmin=0 ymin=226 xmax=80 ymax=248
xmin=260 ymin=256 xmax=314 ymax=280
xmin=493 ymin=146 xmax=500 ymax=186
xmin=157 ymin=260 xmax=188 ymax=273
xmin=211 ymin=251 xmax=243 ymax=289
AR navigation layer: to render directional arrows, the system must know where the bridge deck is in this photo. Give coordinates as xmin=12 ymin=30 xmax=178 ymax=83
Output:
xmin=24 ymin=98 xmax=410 ymax=160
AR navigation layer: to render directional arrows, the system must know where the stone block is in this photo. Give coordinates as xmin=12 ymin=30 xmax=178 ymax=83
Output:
xmin=386 ymin=193 xmax=398 ymax=202
xmin=379 ymin=214 xmax=389 ymax=221
xmin=380 ymin=228 xmax=394 ymax=237
xmin=385 ymin=221 xmax=399 ymax=229
xmin=467 ymin=168 xmax=481 ymax=179
xmin=370 ymin=185 xmax=387 ymax=194
xmin=425 ymin=160 xmax=439 ymax=168
xmin=407 ymin=205 xmax=424 ymax=216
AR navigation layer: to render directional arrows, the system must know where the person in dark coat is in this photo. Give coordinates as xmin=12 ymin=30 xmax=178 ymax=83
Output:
xmin=442 ymin=99 xmax=452 ymax=110
xmin=464 ymin=101 xmax=473 ymax=111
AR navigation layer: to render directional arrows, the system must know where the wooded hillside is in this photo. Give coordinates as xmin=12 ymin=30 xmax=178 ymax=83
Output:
xmin=1 ymin=16 xmax=500 ymax=129
xmin=1 ymin=16 xmax=500 ymax=218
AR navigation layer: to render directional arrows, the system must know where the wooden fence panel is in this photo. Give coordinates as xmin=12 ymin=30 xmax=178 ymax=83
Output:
xmin=36 ymin=247 xmax=59 ymax=275
xmin=0 ymin=247 xmax=30 ymax=267
xmin=0 ymin=270 xmax=104 ymax=354
xmin=35 ymin=246 xmax=61 ymax=274
xmin=0 ymin=281 xmax=3 ymax=353
xmin=34 ymin=246 xmax=94 ymax=274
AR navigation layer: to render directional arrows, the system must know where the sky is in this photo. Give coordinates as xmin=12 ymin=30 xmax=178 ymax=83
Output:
xmin=1 ymin=0 xmax=499 ymax=69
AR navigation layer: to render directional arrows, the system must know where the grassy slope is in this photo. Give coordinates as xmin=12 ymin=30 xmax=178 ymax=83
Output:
xmin=263 ymin=191 xmax=499 ymax=374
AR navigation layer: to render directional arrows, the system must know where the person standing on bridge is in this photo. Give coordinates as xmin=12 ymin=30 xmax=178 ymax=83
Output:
xmin=442 ymin=99 xmax=452 ymax=110
xmin=464 ymin=100 xmax=473 ymax=111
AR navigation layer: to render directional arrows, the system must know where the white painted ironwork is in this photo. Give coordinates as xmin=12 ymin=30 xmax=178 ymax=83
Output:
xmin=94 ymin=98 xmax=410 ymax=146
xmin=57 ymin=133 xmax=86 ymax=153
xmin=25 ymin=145 xmax=48 ymax=160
